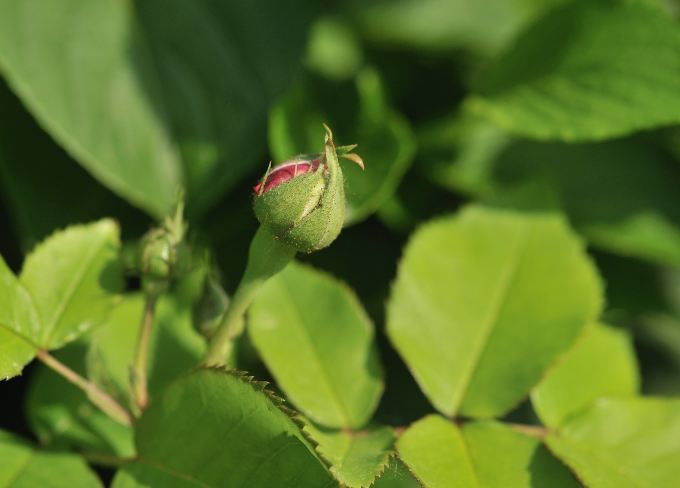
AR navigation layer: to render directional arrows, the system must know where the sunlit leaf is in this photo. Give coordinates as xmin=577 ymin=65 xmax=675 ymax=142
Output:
xmin=387 ymin=205 xmax=602 ymax=417
xmin=547 ymin=398 xmax=680 ymax=487
xmin=305 ymin=423 xmax=395 ymax=488
xmin=20 ymin=220 xmax=122 ymax=349
xmin=532 ymin=323 xmax=639 ymax=428
xmin=249 ymin=261 xmax=383 ymax=429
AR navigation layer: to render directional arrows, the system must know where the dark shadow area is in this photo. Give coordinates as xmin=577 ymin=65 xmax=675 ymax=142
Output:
xmin=365 ymin=46 xmax=468 ymax=124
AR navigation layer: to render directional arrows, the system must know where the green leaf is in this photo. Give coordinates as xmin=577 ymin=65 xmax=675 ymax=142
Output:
xmin=269 ymin=68 xmax=416 ymax=225
xmin=0 ymin=81 xmax=143 ymax=249
xmin=461 ymin=421 xmax=578 ymax=488
xmin=396 ymin=415 xmax=475 ymax=487
xmin=532 ymin=323 xmax=640 ymax=428
xmin=87 ymin=293 xmax=205 ymax=407
xmin=397 ymin=416 xmax=578 ymax=488
xmin=111 ymin=369 xmax=335 ymax=488
xmin=547 ymin=397 xmax=680 ymax=487
xmin=349 ymin=0 xmax=560 ymax=57
xmin=372 ymin=458 xmax=422 ymax=488
xmin=25 ymin=343 xmax=134 ymax=457
xmin=487 ymin=138 xmax=680 ymax=267
xmin=249 ymin=261 xmax=384 ymax=429
xmin=305 ymin=423 xmax=395 ymax=488
xmin=0 ymin=0 xmax=312 ymax=216
xmin=20 ymin=219 xmax=122 ymax=350
xmin=0 ymin=255 xmax=39 ymax=380
xmin=387 ymin=205 xmax=602 ymax=417
xmin=467 ymin=2 xmax=680 ymax=141
xmin=0 ymin=430 xmax=102 ymax=487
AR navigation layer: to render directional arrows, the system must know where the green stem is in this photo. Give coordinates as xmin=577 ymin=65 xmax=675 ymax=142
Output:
xmin=130 ymin=293 xmax=158 ymax=412
xmin=36 ymin=349 xmax=132 ymax=427
xmin=202 ymin=227 xmax=295 ymax=366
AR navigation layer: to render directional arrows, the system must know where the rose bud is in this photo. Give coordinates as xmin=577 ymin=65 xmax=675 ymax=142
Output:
xmin=253 ymin=124 xmax=364 ymax=253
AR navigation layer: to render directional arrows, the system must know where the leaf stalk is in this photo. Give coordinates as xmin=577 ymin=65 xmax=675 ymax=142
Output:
xmin=36 ymin=349 xmax=132 ymax=426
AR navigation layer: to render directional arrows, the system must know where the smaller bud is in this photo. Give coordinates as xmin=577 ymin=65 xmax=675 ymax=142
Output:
xmin=138 ymin=195 xmax=188 ymax=295
xmin=253 ymin=125 xmax=364 ymax=253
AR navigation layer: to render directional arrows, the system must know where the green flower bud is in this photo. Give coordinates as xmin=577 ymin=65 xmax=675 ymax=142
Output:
xmin=253 ymin=125 xmax=363 ymax=253
xmin=137 ymin=196 xmax=187 ymax=295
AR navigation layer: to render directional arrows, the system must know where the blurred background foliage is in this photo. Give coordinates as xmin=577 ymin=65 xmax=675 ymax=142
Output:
xmin=0 ymin=0 xmax=679 ymax=438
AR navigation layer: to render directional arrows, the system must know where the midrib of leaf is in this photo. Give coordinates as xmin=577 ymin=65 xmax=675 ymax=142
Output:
xmin=452 ymin=223 xmax=530 ymax=414
xmin=547 ymin=434 xmax=647 ymax=488
xmin=135 ymin=456 xmax=210 ymax=487
xmin=35 ymin=234 xmax=104 ymax=347
xmin=0 ymin=322 xmax=39 ymax=349
xmin=458 ymin=428 xmax=482 ymax=488
xmin=277 ymin=282 xmax=354 ymax=426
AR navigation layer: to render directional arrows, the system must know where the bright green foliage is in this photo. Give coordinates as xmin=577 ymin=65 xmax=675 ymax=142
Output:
xmin=305 ymin=423 xmax=395 ymax=487
xmin=1 ymin=0 xmax=679 ymax=485
xmin=0 ymin=255 xmax=39 ymax=380
xmin=111 ymin=369 xmax=335 ymax=488
xmin=0 ymin=220 xmax=121 ymax=380
xmin=26 ymin=345 xmax=134 ymax=457
xmin=249 ymin=261 xmax=383 ymax=429
xmin=397 ymin=417 xmax=578 ymax=487
xmin=532 ymin=323 xmax=640 ymax=428
xmin=20 ymin=219 xmax=122 ymax=349
xmin=547 ymin=398 xmax=680 ymax=487
xmin=387 ymin=205 xmax=602 ymax=417
xmin=87 ymin=293 xmax=205 ymax=407
xmin=462 ymin=421 xmax=578 ymax=487
xmin=0 ymin=0 xmax=311 ymax=216
xmin=468 ymin=2 xmax=680 ymax=141
xmin=397 ymin=415 xmax=475 ymax=487
xmin=269 ymin=69 xmax=416 ymax=225
xmin=0 ymin=430 xmax=101 ymax=487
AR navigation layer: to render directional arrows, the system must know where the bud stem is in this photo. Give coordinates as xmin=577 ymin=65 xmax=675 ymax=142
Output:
xmin=130 ymin=292 xmax=159 ymax=412
xmin=202 ymin=227 xmax=296 ymax=366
